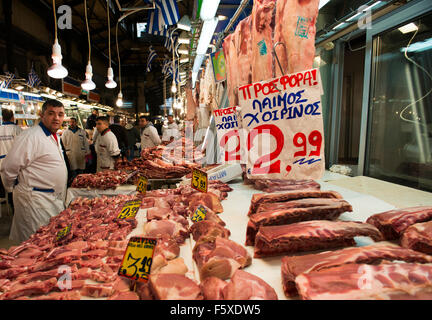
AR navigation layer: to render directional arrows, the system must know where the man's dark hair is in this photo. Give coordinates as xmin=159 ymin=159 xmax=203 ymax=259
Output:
xmin=96 ymin=116 xmax=109 ymax=124
xmin=113 ymin=115 xmax=121 ymax=123
xmin=41 ymin=99 xmax=64 ymax=114
xmin=2 ymin=109 xmax=14 ymax=122
xmin=70 ymin=117 xmax=77 ymax=122
xmin=139 ymin=115 xmax=149 ymax=121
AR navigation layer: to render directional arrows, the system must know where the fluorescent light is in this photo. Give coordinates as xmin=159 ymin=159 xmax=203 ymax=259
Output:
xmin=178 ymin=31 xmax=190 ymax=44
xmin=178 ymin=45 xmax=189 ymax=55
xmin=192 ymin=54 xmax=205 ymax=73
xmin=180 ymin=57 xmax=189 ymax=64
xmin=192 ymin=72 xmax=198 ymax=88
xmin=333 ymin=22 xmax=346 ymax=30
xmin=196 ymin=18 xmax=219 ymax=55
xmin=346 ymin=12 xmax=363 ymax=22
xmin=398 ymin=23 xmax=418 ymax=34
xmin=217 ymin=15 xmax=228 ymax=21
xmin=200 ymin=0 xmax=220 ymax=21
xmin=15 ymin=85 xmax=24 ymax=91
xmin=402 ymin=38 xmax=432 ymax=53
xmin=177 ymin=15 xmax=191 ymax=32
xmin=362 ymin=1 xmax=382 ymax=12
xmin=319 ymin=0 xmax=330 ymax=9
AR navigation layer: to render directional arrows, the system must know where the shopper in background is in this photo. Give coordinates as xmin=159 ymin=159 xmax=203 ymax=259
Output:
xmin=125 ymin=121 xmax=140 ymax=161
xmin=139 ymin=115 xmax=161 ymax=149
xmin=109 ymin=115 xmax=128 ymax=160
xmin=86 ymin=108 xmax=99 ymax=130
xmin=61 ymin=117 xmax=89 ymax=182
xmin=0 ymin=108 xmax=22 ymax=213
xmin=1 ymin=99 xmax=68 ymax=243
xmin=94 ymin=116 xmax=121 ymax=172
xmin=162 ymin=115 xmax=180 ymax=142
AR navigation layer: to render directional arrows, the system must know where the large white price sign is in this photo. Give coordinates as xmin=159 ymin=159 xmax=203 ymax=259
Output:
xmin=238 ymin=68 xmax=325 ymax=180
xmin=214 ymin=106 xmax=245 ymax=164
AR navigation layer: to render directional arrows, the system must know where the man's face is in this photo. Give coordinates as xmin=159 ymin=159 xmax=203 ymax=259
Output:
xmin=92 ymin=110 xmax=99 ymax=116
xmin=41 ymin=105 xmax=65 ymax=133
xmin=139 ymin=118 xmax=147 ymax=128
xmin=167 ymin=116 xmax=174 ymax=124
xmin=120 ymin=120 xmax=126 ymax=127
xmin=96 ymin=120 xmax=108 ymax=133
xmin=70 ymin=119 xmax=77 ymax=129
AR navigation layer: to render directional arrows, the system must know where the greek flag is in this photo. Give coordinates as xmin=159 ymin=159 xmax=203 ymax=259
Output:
xmin=27 ymin=66 xmax=41 ymax=87
xmin=147 ymin=46 xmax=158 ymax=72
xmin=165 ymin=31 xmax=178 ymax=52
xmin=147 ymin=0 xmax=179 ymax=33
xmin=2 ymin=72 xmax=15 ymax=89
xmin=162 ymin=59 xmax=172 ymax=75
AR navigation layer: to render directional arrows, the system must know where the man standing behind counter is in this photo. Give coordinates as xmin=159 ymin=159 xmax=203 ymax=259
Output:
xmin=1 ymin=99 xmax=68 ymax=243
xmin=139 ymin=115 xmax=161 ymax=149
xmin=94 ymin=116 xmax=120 ymax=172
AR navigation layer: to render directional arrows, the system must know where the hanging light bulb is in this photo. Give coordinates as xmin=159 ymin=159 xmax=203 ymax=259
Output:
xmin=105 ymin=67 xmax=117 ymax=89
xmin=81 ymin=62 xmax=96 ymax=91
xmin=171 ymin=82 xmax=177 ymax=93
xmin=116 ymin=92 xmax=123 ymax=107
xmin=47 ymin=0 xmax=68 ymax=80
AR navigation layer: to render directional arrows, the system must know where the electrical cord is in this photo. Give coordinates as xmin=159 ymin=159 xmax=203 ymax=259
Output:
xmin=84 ymin=0 xmax=91 ymax=63
xmin=400 ymin=21 xmax=432 ymax=128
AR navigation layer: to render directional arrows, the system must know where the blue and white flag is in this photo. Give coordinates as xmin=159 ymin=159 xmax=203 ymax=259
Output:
xmin=147 ymin=46 xmax=158 ymax=72
xmin=147 ymin=0 xmax=180 ymax=33
xmin=27 ymin=66 xmax=41 ymax=87
xmin=2 ymin=71 xmax=15 ymax=89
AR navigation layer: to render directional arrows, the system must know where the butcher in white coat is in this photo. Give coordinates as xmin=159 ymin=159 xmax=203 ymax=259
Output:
xmin=94 ymin=116 xmax=120 ymax=172
xmin=1 ymin=99 xmax=68 ymax=243
xmin=61 ymin=117 xmax=89 ymax=179
xmin=139 ymin=115 xmax=161 ymax=149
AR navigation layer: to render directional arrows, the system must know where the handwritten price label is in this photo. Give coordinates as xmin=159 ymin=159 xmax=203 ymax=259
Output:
xmin=191 ymin=205 xmax=207 ymax=222
xmin=118 ymin=237 xmax=157 ymax=282
xmin=117 ymin=200 xmax=141 ymax=220
xmin=238 ymin=68 xmax=325 ymax=180
xmin=191 ymin=168 xmax=208 ymax=193
xmin=136 ymin=176 xmax=148 ymax=194
xmin=55 ymin=224 xmax=72 ymax=242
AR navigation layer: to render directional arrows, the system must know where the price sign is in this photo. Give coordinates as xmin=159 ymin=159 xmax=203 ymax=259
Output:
xmin=191 ymin=168 xmax=208 ymax=193
xmin=117 ymin=200 xmax=141 ymax=220
xmin=55 ymin=224 xmax=72 ymax=242
xmin=210 ymin=49 xmax=226 ymax=82
xmin=214 ymin=106 xmax=246 ymax=164
xmin=136 ymin=176 xmax=148 ymax=194
xmin=238 ymin=68 xmax=325 ymax=180
xmin=118 ymin=237 xmax=157 ymax=282
xmin=191 ymin=205 xmax=207 ymax=223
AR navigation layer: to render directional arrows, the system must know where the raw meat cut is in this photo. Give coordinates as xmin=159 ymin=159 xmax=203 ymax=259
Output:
xmin=1 ymin=277 xmax=58 ymax=300
xmin=189 ymin=205 xmax=226 ymax=226
xmin=248 ymin=189 xmax=343 ymax=216
xmin=157 ymin=257 xmax=188 ymax=275
xmin=71 ymin=170 xmax=131 ymax=190
xmin=295 ymin=262 xmax=432 ymax=300
xmin=236 ymin=16 xmax=253 ymax=87
xmin=281 ymin=241 xmax=432 ymax=297
xmin=17 ymin=290 xmax=81 ymax=300
xmin=200 ymin=276 xmax=227 ymax=300
xmin=190 ymin=220 xmax=231 ymax=242
xmin=188 ymin=192 xmax=224 ymax=213
xmin=246 ymin=198 xmax=353 ymax=245
xmin=193 ymin=237 xmax=251 ymax=280
xmin=366 ymin=206 xmax=432 ymax=240
xmin=148 ymin=274 xmax=203 ymax=300
xmin=251 ymin=179 xmax=321 ymax=193
xmin=401 ymin=221 xmax=432 ymax=254
xmin=143 ymin=220 xmax=189 ymax=244
xmin=251 ymin=0 xmax=276 ymax=82
xmin=275 ymin=0 xmax=319 ymax=75
xmin=222 ymin=33 xmax=238 ymax=106
xmin=254 ymin=220 xmax=383 ymax=257
xmin=222 ymin=270 xmax=278 ymax=300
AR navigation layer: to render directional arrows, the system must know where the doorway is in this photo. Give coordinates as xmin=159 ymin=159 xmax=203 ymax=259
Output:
xmin=337 ymin=34 xmax=366 ymax=174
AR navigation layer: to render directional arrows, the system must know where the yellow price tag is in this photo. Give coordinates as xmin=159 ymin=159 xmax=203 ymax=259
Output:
xmin=117 ymin=200 xmax=141 ymax=220
xmin=136 ymin=176 xmax=148 ymax=194
xmin=191 ymin=168 xmax=208 ymax=193
xmin=55 ymin=224 xmax=72 ymax=242
xmin=192 ymin=205 xmax=207 ymax=223
xmin=118 ymin=237 xmax=157 ymax=282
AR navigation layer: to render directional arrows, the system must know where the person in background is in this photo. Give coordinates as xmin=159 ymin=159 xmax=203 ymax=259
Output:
xmin=94 ymin=116 xmax=120 ymax=172
xmin=162 ymin=115 xmax=180 ymax=142
xmin=1 ymin=99 xmax=68 ymax=243
xmin=86 ymin=108 xmax=99 ymax=130
xmin=139 ymin=115 xmax=161 ymax=149
xmin=0 ymin=109 xmax=22 ymax=213
xmin=125 ymin=121 xmax=140 ymax=161
xmin=109 ymin=115 xmax=128 ymax=160
xmin=61 ymin=117 xmax=89 ymax=182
